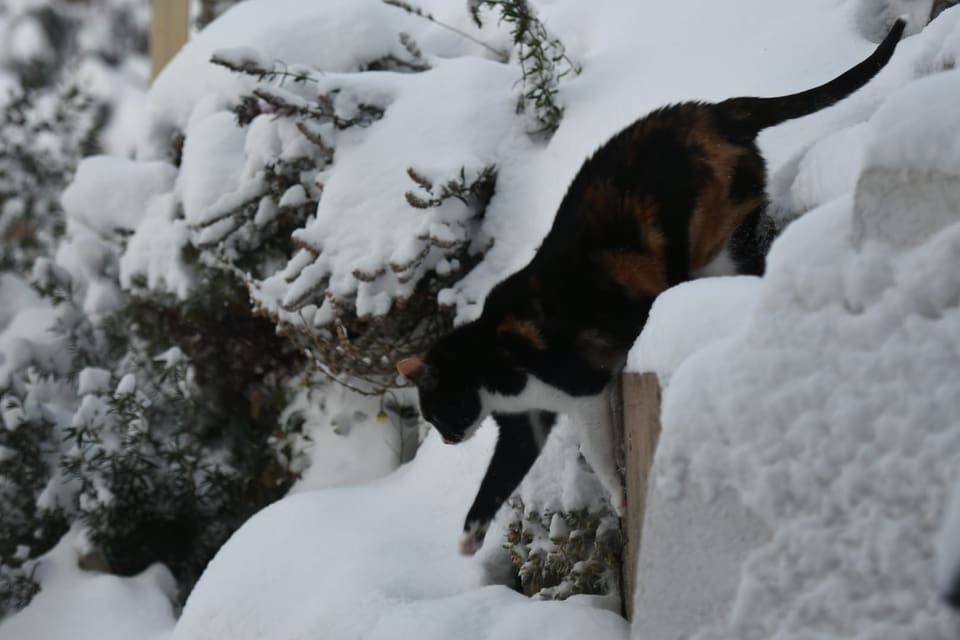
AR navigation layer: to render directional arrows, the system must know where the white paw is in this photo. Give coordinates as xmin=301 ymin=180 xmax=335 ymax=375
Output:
xmin=459 ymin=521 xmax=488 ymax=556
xmin=459 ymin=531 xmax=480 ymax=556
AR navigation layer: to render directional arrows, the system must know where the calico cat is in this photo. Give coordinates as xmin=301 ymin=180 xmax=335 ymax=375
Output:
xmin=399 ymin=20 xmax=905 ymax=555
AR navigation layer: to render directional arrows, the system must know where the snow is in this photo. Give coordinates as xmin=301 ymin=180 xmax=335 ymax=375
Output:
xmin=171 ymin=428 xmax=628 ymax=640
xmin=140 ymin=0 xmax=494 ymax=155
xmin=638 ymin=201 xmax=960 ymax=637
xmin=272 ymin=56 xmax=530 ymax=322
xmin=118 ymin=193 xmax=194 ymax=298
xmin=62 ymin=155 xmax=177 ymax=236
xmin=863 ymin=69 xmax=960 ymax=174
xmin=0 ymin=528 xmax=177 ymax=640
xmin=0 ymin=305 xmax=60 ymax=388
xmin=177 ymin=110 xmax=248 ymax=228
xmin=0 ymin=273 xmax=43 ymax=330
xmin=282 ymin=384 xmax=411 ymax=489
xmin=114 ymin=373 xmax=136 ymax=397
xmin=77 ymin=367 xmax=112 ymax=396
xmin=7 ymin=15 xmax=52 ymax=66
xmin=628 ymin=277 xmax=761 ymax=385
xmin=71 ymin=55 xmax=150 ymax=159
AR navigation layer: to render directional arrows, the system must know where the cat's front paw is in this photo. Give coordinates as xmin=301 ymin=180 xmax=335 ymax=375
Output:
xmin=459 ymin=520 xmax=489 ymax=556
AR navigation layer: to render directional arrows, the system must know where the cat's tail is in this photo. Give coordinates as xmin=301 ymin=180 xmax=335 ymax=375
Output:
xmin=719 ymin=19 xmax=905 ymax=134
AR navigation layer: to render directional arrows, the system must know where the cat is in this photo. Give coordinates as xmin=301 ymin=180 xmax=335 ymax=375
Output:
xmin=399 ymin=19 xmax=905 ymax=556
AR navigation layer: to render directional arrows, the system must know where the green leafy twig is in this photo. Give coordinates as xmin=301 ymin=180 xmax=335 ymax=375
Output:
xmin=471 ymin=0 xmax=581 ymax=133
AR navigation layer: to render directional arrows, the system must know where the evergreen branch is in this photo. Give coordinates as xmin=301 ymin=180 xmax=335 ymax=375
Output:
xmin=210 ymin=52 xmax=318 ymax=85
xmin=382 ymin=0 xmax=509 ymax=62
xmin=252 ymin=87 xmax=384 ymax=130
xmin=471 ymin=0 xmax=581 ymax=133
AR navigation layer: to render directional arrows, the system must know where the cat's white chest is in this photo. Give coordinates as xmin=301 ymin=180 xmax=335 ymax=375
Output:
xmin=481 ymin=375 xmax=624 ymax=515
xmin=480 ymin=374 xmax=581 ymax=415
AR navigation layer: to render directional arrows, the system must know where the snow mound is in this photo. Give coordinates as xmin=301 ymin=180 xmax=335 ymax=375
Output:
xmin=62 ymin=155 xmax=177 ymax=236
xmin=0 ymin=528 xmax=176 ymax=640
xmin=863 ymin=68 xmax=960 ymax=174
xmin=171 ymin=427 xmax=628 ymax=640
xmin=627 ymin=276 xmax=761 ymax=384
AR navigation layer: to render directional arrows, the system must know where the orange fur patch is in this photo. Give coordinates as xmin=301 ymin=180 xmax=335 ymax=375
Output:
xmin=686 ymin=119 xmax=764 ymax=270
xmin=601 ymin=249 xmax=669 ymax=298
xmin=497 ymin=316 xmax=547 ymax=350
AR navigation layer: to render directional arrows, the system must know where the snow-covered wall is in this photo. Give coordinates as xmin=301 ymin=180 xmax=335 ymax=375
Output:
xmin=630 ymin=8 xmax=960 ymax=638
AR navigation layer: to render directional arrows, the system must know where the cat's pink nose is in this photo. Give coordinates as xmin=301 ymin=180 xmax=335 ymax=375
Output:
xmin=443 ymin=438 xmax=454 ymax=444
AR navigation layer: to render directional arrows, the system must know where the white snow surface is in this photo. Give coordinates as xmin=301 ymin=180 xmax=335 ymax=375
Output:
xmin=864 ymin=69 xmax=960 ymax=174
xmin=0 ymin=528 xmax=176 ymax=640
xmin=62 ymin=155 xmax=177 ymax=235
xmin=171 ymin=428 xmax=628 ymax=640
xmin=628 ymin=276 xmax=761 ymax=385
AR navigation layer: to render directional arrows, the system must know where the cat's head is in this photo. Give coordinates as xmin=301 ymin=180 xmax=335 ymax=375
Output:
xmin=397 ymin=319 xmax=531 ymax=444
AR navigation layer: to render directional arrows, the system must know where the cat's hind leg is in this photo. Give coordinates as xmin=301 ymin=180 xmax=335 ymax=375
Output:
xmin=572 ymin=388 xmax=625 ymax=517
xmin=460 ymin=411 xmax=555 ymax=556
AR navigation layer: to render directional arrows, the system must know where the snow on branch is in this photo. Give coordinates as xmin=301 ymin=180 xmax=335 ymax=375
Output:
xmin=471 ymin=0 xmax=581 ymax=133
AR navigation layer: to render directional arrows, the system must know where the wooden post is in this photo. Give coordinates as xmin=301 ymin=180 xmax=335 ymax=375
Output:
xmin=621 ymin=372 xmax=662 ymax=621
xmin=151 ymin=0 xmax=190 ymax=79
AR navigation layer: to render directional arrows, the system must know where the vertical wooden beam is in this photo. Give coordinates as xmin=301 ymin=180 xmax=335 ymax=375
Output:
xmin=151 ymin=0 xmax=190 ymax=79
xmin=621 ymin=372 xmax=662 ymax=621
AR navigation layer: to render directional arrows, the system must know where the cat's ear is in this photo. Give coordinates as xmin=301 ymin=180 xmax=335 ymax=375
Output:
xmin=398 ymin=357 xmax=438 ymax=391
xmin=397 ymin=357 xmax=425 ymax=382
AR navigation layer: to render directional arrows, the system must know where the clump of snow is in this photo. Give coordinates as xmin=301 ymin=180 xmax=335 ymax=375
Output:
xmin=62 ymin=156 xmax=177 ymax=236
xmin=517 ymin=416 xmax=609 ymax=515
xmin=0 ymin=273 xmax=43 ymax=330
xmin=282 ymin=384 xmax=417 ymax=490
xmin=77 ymin=367 xmax=112 ymax=396
xmin=628 ymin=276 xmax=761 ymax=384
xmin=176 ymin=110 xmax=247 ymax=229
xmin=117 ymin=193 xmax=193 ymax=298
xmin=114 ymin=373 xmax=136 ymax=397
xmin=0 ymin=305 xmax=62 ymax=388
xmin=0 ymin=527 xmax=176 ymax=640
xmin=862 ymin=68 xmax=960 ymax=174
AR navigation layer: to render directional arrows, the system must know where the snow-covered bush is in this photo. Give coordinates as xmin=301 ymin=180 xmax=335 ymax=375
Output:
xmin=506 ymin=499 xmax=620 ymax=599
xmin=1 ymin=0 xmax=598 ymax=620
xmin=468 ymin=0 xmax=581 ymax=133
xmin=0 ymin=243 xmax=306 ymax=616
xmin=0 ymin=3 xmax=152 ymax=618
xmin=0 ymin=87 xmax=105 ymax=274
xmin=0 ymin=0 xmax=150 ymax=276
xmin=0 ymin=0 xmax=149 ymax=89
